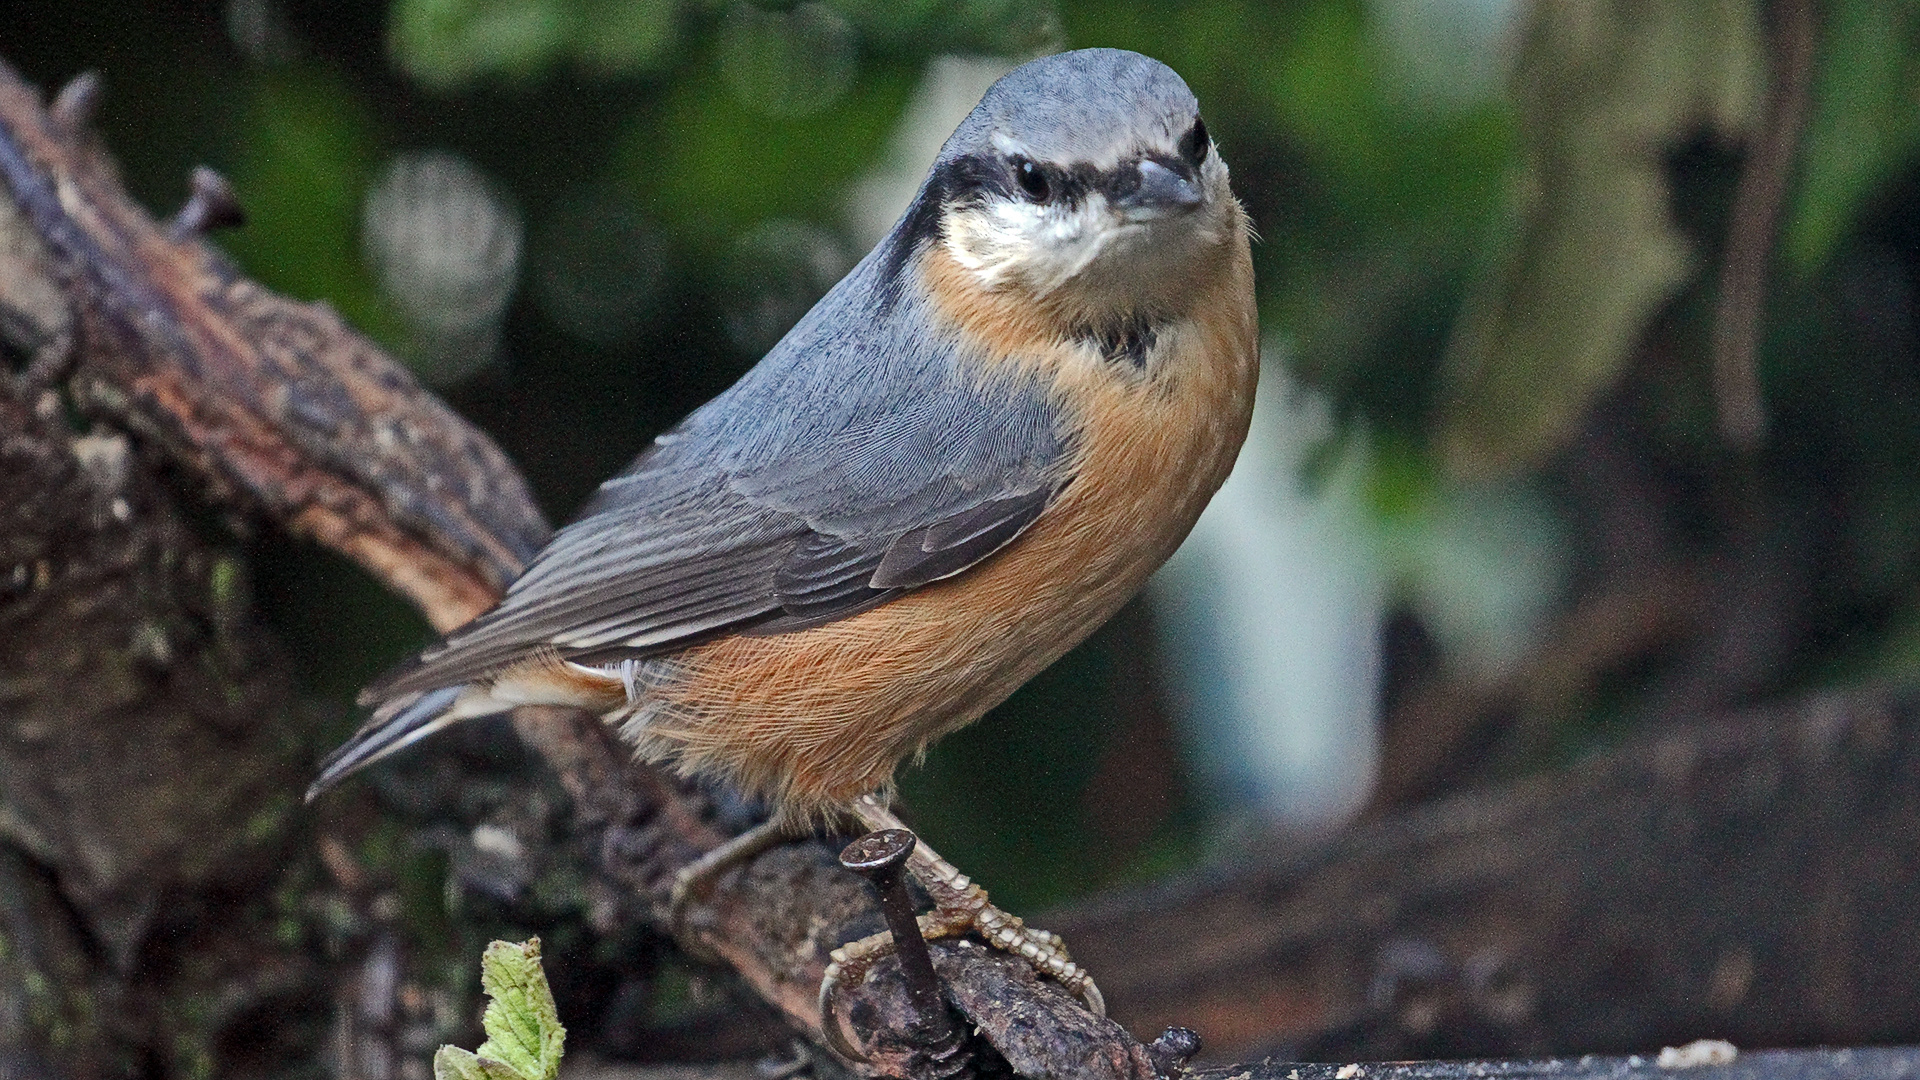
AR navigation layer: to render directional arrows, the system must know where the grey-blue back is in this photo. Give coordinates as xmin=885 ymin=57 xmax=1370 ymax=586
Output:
xmin=364 ymin=224 xmax=1069 ymax=696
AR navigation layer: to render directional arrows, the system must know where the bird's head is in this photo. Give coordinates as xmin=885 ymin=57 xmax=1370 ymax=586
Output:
xmin=892 ymin=49 xmax=1243 ymax=338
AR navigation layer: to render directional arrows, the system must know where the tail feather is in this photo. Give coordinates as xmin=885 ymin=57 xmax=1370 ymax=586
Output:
xmin=307 ymin=685 xmax=475 ymax=801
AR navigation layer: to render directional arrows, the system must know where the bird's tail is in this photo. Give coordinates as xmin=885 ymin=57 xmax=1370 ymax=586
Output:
xmin=306 ymin=685 xmax=490 ymax=801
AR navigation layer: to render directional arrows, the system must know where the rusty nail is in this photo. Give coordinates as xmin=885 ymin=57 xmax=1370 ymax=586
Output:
xmin=839 ymin=827 xmax=952 ymax=1040
xmin=169 ymin=166 xmax=246 ymax=241
xmin=1146 ymin=1026 xmax=1202 ymax=1077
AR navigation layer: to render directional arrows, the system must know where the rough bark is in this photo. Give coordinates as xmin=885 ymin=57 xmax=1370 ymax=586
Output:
xmin=567 ymin=1046 xmax=1920 ymax=1080
xmin=1187 ymin=1046 xmax=1920 ymax=1080
xmin=0 ymin=226 xmax=322 ymax=1078
xmin=0 ymin=62 xmax=544 ymax=631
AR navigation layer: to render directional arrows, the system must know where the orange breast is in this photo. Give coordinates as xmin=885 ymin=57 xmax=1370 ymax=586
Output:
xmin=626 ymin=229 xmax=1258 ymax=823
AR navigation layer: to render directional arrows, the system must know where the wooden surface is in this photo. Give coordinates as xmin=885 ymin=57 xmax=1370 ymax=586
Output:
xmin=1190 ymin=1047 xmax=1920 ymax=1080
xmin=1055 ymin=690 xmax=1920 ymax=1064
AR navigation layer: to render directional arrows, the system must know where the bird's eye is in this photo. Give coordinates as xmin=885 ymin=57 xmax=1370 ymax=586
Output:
xmin=1013 ymin=158 xmax=1051 ymax=201
xmin=1179 ymin=117 xmax=1210 ymax=168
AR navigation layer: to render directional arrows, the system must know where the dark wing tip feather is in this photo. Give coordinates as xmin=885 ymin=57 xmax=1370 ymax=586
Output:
xmin=869 ymin=487 xmax=1052 ymax=589
xmin=356 ymin=652 xmax=433 ymax=707
xmin=307 ymin=685 xmax=466 ymax=802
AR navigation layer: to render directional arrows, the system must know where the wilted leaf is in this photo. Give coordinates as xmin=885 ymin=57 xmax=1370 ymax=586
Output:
xmin=1437 ymin=0 xmax=1764 ymax=478
xmin=433 ymin=1046 xmax=526 ymax=1080
xmin=431 ymin=938 xmax=565 ymax=1080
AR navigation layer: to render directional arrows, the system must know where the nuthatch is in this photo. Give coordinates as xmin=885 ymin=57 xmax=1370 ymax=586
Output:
xmin=312 ymin=47 xmax=1256 ymax=1037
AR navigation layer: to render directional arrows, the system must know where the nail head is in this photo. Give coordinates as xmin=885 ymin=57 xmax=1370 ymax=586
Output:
xmin=838 ymin=828 xmax=916 ymax=874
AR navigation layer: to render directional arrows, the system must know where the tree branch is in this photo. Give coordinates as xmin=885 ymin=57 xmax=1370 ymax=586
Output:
xmin=1188 ymin=1046 xmax=1919 ymax=1080
xmin=1055 ymin=689 xmax=1920 ymax=1064
xmin=1711 ymin=0 xmax=1816 ymax=449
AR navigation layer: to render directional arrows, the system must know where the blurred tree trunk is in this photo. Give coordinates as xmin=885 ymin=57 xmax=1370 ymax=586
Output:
xmin=1062 ymin=689 xmax=1920 ymax=1064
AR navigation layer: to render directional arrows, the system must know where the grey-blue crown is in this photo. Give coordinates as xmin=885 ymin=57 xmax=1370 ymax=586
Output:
xmin=942 ymin=49 xmax=1199 ymax=166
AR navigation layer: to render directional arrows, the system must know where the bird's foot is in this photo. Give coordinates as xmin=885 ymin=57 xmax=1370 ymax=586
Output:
xmin=817 ymin=798 xmax=1104 ymax=1061
xmin=666 ymin=818 xmax=788 ymax=957
xmin=902 ymin=855 xmax=1104 ymax=1014
xmin=819 ymin=882 xmax=1104 ymax=1008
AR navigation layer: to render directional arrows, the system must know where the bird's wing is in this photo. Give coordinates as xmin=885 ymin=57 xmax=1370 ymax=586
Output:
xmin=362 ymin=309 xmax=1069 ymax=703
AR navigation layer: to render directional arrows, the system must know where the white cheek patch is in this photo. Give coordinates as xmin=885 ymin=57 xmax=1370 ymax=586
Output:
xmin=945 ymin=194 xmax=1133 ymax=297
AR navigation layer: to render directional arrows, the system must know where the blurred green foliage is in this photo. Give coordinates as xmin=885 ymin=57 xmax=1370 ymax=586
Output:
xmin=623 ymin=60 xmax=912 ymax=241
xmin=225 ymin=68 xmax=410 ymax=342
xmin=11 ymin=0 xmax=1920 ymax=932
xmin=1785 ymin=0 xmax=1920 ymax=272
xmin=394 ymin=0 xmax=681 ymax=87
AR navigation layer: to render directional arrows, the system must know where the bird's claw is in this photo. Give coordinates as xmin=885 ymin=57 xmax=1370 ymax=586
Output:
xmin=664 ymin=865 xmax=715 ymax=961
xmin=819 ymin=797 xmax=1105 ymax=1060
xmin=817 ymin=883 xmax=1104 ymax=1062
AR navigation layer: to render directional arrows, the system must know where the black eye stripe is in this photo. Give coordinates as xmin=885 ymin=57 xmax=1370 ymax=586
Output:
xmin=919 ymin=151 xmax=1170 ymax=215
xmin=941 ymin=153 xmax=1013 ymax=201
xmin=1178 ymin=117 xmax=1209 ymax=168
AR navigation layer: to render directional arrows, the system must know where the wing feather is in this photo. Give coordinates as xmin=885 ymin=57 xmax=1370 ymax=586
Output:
xmin=871 ymin=488 xmax=1052 ymax=589
xmin=361 ymin=242 xmax=1072 ymax=706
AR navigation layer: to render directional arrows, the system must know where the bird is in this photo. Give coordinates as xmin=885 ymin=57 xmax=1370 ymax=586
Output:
xmin=311 ymin=46 xmax=1256 ymax=1041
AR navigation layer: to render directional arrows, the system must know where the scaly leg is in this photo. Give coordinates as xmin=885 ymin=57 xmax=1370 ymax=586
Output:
xmin=666 ymin=818 xmax=790 ymax=954
xmin=819 ymin=794 xmax=1104 ymax=1057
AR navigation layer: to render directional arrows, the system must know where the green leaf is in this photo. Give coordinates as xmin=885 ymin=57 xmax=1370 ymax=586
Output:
xmin=432 ymin=938 xmax=565 ymax=1080
xmin=476 ymin=939 xmax=566 ymax=1080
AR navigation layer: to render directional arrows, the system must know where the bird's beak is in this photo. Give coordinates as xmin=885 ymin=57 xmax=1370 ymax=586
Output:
xmin=1115 ymin=159 xmax=1202 ymax=219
